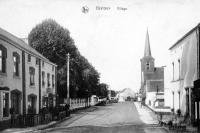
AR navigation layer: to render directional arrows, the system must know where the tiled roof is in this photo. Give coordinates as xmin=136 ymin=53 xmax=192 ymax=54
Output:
xmin=0 ymin=27 xmax=56 ymax=66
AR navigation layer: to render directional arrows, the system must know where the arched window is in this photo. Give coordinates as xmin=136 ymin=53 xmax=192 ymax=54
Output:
xmin=11 ymin=89 xmax=21 ymax=114
xmin=0 ymin=44 xmax=7 ymax=73
xmin=13 ymin=52 xmax=20 ymax=76
xmin=28 ymin=94 xmax=37 ymax=114
xmin=3 ymin=92 xmax=9 ymax=117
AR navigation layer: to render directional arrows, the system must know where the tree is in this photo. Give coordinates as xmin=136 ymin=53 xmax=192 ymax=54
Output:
xmin=28 ymin=19 xmax=101 ymax=101
xmin=28 ymin=19 xmax=77 ymax=68
xmin=110 ymin=90 xmax=116 ymax=97
xmin=98 ymin=83 xmax=109 ymax=98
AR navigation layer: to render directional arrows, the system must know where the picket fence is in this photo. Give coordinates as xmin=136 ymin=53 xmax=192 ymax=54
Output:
xmin=69 ymin=98 xmax=90 ymax=110
xmin=69 ymin=97 xmax=102 ymax=110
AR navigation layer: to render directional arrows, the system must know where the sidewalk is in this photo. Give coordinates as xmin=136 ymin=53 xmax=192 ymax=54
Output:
xmin=1 ymin=106 xmax=98 ymax=133
xmin=134 ymin=102 xmax=158 ymax=125
xmin=134 ymin=102 xmax=198 ymax=133
xmin=1 ymin=120 xmax=58 ymax=133
xmin=1 ymin=116 xmax=73 ymax=133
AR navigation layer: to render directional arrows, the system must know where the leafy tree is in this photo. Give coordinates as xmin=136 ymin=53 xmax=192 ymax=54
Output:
xmin=28 ymin=19 xmax=77 ymax=68
xmin=110 ymin=90 xmax=116 ymax=97
xmin=28 ymin=19 xmax=101 ymax=101
xmin=98 ymin=83 xmax=109 ymax=98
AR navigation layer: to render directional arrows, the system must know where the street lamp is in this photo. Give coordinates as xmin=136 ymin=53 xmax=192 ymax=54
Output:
xmin=66 ymin=53 xmax=70 ymax=105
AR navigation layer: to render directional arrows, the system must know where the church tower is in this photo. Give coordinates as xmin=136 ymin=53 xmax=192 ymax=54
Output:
xmin=140 ymin=30 xmax=164 ymax=106
xmin=141 ymin=30 xmax=155 ymax=73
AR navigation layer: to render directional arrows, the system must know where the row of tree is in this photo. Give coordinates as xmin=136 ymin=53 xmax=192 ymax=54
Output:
xmin=28 ymin=19 xmax=108 ymax=102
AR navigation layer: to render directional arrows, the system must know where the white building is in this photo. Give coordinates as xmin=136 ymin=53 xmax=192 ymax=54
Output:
xmin=166 ymin=24 xmax=199 ymax=124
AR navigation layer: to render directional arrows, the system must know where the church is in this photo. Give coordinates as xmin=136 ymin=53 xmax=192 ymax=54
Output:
xmin=140 ymin=30 xmax=164 ymax=108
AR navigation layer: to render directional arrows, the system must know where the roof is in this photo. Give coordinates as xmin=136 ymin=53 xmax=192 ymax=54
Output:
xmin=144 ymin=30 xmax=152 ymax=57
xmin=0 ymin=27 xmax=57 ymax=66
xmin=169 ymin=23 xmax=200 ymax=50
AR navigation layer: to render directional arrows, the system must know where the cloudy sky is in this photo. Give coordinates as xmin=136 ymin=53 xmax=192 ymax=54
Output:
xmin=0 ymin=0 xmax=200 ymax=91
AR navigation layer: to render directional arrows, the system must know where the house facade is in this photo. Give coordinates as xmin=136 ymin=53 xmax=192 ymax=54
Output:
xmin=167 ymin=24 xmax=200 ymax=124
xmin=0 ymin=27 xmax=57 ymax=122
xmin=140 ymin=30 xmax=164 ymax=108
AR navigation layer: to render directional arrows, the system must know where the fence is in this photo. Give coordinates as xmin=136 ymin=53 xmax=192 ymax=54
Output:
xmin=69 ymin=98 xmax=90 ymax=111
xmin=69 ymin=97 xmax=106 ymax=110
xmin=0 ymin=97 xmax=106 ymax=130
xmin=9 ymin=113 xmax=53 ymax=128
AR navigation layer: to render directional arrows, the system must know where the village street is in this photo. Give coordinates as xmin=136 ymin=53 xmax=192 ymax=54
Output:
xmin=37 ymin=102 xmax=167 ymax=133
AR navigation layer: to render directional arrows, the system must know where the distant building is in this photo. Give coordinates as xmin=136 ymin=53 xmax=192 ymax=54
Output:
xmin=140 ymin=30 xmax=164 ymax=108
xmin=0 ymin=28 xmax=57 ymax=122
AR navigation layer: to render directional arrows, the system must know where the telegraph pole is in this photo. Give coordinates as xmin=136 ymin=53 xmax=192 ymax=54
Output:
xmin=67 ymin=53 xmax=70 ymax=104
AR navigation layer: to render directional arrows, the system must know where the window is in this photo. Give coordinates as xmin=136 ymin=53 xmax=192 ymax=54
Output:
xmin=29 ymin=67 xmax=35 ymax=86
xmin=172 ymin=62 xmax=174 ymax=81
xmin=42 ymin=96 xmax=48 ymax=108
xmin=42 ymin=71 xmax=45 ymax=87
xmin=47 ymin=73 xmax=50 ymax=87
xmin=13 ymin=52 xmax=20 ymax=76
xmin=42 ymin=61 xmax=44 ymax=67
xmin=28 ymin=94 xmax=37 ymax=114
xmin=52 ymin=75 xmax=55 ymax=88
xmin=36 ymin=58 xmax=39 ymax=65
xmin=0 ymin=44 xmax=7 ymax=73
xmin=178 ymin=59 xmax=180 ymax=79
xmin=11 ymin=90 xmax=21 ymax=114
xmin=52 ymin=66 xmax=54 ymax=71
xmin=0 ymin=50 xmax=2 ymax=72
xmin=146 ymin=62 xmax=150 ymax=70
xmin=3 ymin=92 xmax=9 ymax=117
xmin=28 ymin=54 xmax=31 ymax=62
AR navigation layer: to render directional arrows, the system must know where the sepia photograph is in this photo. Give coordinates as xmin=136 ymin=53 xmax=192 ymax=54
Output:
xmin=0 ymin=0 xmax=200 ymax=132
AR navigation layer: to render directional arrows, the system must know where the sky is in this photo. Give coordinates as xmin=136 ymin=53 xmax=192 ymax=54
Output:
xmin=0 ymin=0 xmax=200 ymax=92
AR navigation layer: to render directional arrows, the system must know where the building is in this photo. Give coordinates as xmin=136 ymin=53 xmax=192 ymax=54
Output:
xmin=140 ymin=30 xmax=164 ymax=108
xmin=0 ymin=27 xmax=57 ymax=122
xmin=167 ymin=24 xmax=200 ymax=125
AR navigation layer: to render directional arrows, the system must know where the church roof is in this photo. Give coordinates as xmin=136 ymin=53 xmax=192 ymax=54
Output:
xmin=144 ymin=30 xmax=152 ymax=57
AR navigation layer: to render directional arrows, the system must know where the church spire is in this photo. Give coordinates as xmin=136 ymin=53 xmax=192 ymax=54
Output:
xmin=144 ymin=30 xmax=152 ymax=57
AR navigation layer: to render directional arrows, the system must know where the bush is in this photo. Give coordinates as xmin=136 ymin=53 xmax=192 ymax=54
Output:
xmin=40 ymin=107 xmax=49 ymax=114
xmin=171 ymin=108 xmax=174 ymax=113
xmin=65 ymin=104 xmax=70 ymax=110
xmin=176 ymin=109 xmax=181 ymax=116
xmin=167 ymin=120 xmax=173 ymax=126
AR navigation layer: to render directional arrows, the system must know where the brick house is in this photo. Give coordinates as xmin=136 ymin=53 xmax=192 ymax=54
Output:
xmin=0 ymin=27 xmax=57 ymax=122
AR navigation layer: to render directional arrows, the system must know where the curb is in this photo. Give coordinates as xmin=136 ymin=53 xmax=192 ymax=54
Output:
xmin=2 ymin=106 xmax=98 ymax=133
xmin=36 ymin=106 xmax=98 ymax=131
xmin=36 ymin=116 xmax=72 ymax=131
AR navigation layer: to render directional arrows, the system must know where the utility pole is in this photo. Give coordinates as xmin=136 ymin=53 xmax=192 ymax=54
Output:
xmin=67 ymin=53 xmax=70 ymax=104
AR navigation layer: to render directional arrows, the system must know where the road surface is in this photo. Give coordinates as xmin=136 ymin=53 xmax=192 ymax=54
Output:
xmin=40 ymin=102 xmax=167 ymax=133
